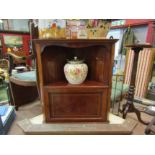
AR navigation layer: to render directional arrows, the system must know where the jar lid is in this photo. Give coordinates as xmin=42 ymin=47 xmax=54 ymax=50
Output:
xmin=67 ymin=56 xmax=84 ymax=64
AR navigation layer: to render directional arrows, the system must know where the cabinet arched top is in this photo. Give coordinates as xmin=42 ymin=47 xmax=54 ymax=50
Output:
xmin=33 ymin=39 xmax=118 ymax=53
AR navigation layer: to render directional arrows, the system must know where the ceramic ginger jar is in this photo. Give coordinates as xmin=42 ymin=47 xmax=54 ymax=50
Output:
xmin=64 ymin=57 xmax=88 ymax=84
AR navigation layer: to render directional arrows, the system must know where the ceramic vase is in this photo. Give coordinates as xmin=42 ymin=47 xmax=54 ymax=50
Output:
xmin=64 ymin=57 xmax=88 ymax=84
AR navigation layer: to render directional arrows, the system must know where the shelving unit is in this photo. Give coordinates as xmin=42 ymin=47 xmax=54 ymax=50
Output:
xmin=33 ymin=39 xmax=117 ymax=123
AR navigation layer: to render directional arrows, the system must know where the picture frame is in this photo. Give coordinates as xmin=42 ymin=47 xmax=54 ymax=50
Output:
xmin=3 ymin=35 xmax=23 ymax=47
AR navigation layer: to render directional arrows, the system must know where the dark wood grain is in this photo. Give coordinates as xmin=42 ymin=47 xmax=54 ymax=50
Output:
xmin=121 ymin=44 xmax=152 ymax=125
xmin=33 ymin=39 xmax=117 ymax=123
xmin=9 ymin=81 xmax=38 ymax=110
xmin=33 ymin=39 xmax=118 ymax=45
xmin=125 ymin=44 xmax=152 ymax=48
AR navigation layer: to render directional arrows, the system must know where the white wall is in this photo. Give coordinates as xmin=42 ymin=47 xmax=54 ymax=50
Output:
xmin=132 ymin=25 xmax=148 ymax=43
xmin=107 ymin=28 xmax=124 ymax=58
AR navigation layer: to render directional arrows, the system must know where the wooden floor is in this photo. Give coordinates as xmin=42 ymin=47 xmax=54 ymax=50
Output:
xmin=8 ymin=99 xmax=154 ymax=135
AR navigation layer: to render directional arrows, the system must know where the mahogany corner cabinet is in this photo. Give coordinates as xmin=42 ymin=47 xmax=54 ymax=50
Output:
xmin=33 ymin=39 xmax=117 ymax=123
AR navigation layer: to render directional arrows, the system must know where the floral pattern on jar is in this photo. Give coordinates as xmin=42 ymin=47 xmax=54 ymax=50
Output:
xmin=64 ymin=57 xmax=88 ymax=84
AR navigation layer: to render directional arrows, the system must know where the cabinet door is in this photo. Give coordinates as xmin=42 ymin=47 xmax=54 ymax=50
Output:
xmin=43 ymin=87 xmax=108 ymax=122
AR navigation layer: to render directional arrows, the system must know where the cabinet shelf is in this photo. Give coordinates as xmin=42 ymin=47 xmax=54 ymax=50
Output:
xmin=44 ymin=80 xmax=109 ymax=90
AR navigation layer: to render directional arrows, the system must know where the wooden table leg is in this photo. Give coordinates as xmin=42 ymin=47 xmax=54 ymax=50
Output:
xmin=145 ymin=117 xmax=155 ymax=134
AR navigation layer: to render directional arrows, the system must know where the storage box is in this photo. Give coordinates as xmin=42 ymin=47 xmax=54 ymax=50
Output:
xmin=87 ymin=20 xmax=111 ymax=39
xmin=38 ymin=19 xmax=66 ymax=39
xmin=38 ymin=19 xmax=111 ymax=39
